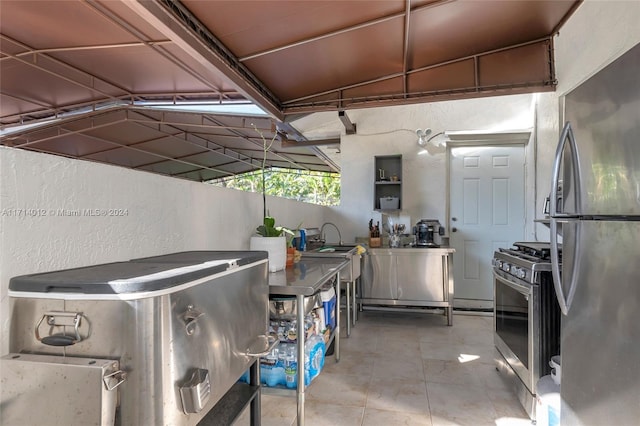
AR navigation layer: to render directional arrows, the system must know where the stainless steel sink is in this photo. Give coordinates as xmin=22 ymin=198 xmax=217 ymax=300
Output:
xmin=302 ymin=244 xmax=360 ymax=282
xmin=312 ymin=245 xmax=356 ymax=253
xmin=302 ymin=243 xmax=362 ymax=337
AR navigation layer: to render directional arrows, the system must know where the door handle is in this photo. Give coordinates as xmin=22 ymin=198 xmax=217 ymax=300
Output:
xmin=451 ymin=227 xmax=457 ymax=232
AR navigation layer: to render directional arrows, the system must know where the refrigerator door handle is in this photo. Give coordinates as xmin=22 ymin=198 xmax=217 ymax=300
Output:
xmin=550 ymin=122 xmax=581 ymax=316
xmin=550 ymin=218 xmax=568 ymax=314
xmin=550 ymin=122 xmax=580 ymax=217
xmin=551 ymin=218 xmax=581 ymax=315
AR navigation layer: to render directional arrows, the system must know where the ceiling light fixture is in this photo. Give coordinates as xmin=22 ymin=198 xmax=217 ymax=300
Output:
xmin=417 ymin=129 xmax=450 ymax=148
xmin=416 ymin=128 xmax=432 ymax=146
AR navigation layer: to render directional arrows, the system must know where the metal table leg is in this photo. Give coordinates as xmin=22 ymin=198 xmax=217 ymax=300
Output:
xmin=335 ymin=273 xmax=340 ymax=362
xmin=351 ymin=280 xmax=357 ymax=327
xmin=249 ymin=359 xmax=261 ymax=426
xmin=296 ymin=293 xmax=305 ymax=426
xmin=345 ymin=279 xmax=351 ymax=337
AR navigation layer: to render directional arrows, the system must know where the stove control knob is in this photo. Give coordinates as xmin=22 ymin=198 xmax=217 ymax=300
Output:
xmin=514 ymin=267 xmax=526 ymax=279
xmin=502 ymin=263 xmax=510 ymax=272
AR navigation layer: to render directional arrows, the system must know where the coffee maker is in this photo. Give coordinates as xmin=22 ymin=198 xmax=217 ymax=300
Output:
xmin=413 ymin=219 xmax=442 ymax=247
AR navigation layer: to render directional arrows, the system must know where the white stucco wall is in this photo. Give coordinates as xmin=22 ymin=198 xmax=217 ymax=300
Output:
xmin=334 ymin=94 xmax=535 ymax=241
xmin=0 ymin=146 xmax=328 ymax=354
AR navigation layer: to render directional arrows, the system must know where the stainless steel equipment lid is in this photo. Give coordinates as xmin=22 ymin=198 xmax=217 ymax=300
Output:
xmin=9 ymin=251 xmax=267 ymax=296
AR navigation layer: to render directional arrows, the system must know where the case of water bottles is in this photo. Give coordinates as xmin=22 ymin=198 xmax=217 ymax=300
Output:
xmin=247 ymin=308 xmax=329 ymax=389
xmin=258 ymin=334 xmax=326 ymax=389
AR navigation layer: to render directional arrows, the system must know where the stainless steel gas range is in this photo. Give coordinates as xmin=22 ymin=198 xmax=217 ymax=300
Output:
xmin=491 ymin=242 xmax=561 ymax=420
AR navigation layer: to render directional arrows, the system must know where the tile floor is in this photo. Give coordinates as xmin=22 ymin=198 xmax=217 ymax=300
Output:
xmin=235 ymin=311 xmax=532 ymax=426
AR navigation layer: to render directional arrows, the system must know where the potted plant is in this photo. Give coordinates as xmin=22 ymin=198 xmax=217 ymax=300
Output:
xmin=250 ymin=216 xmax=293 ymax=272
xmin=247 ymin=123 xmax=296 ymax=272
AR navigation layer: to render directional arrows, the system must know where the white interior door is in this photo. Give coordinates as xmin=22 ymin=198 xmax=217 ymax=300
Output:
xmin=449 ymin=145 xmax=525 ymax=309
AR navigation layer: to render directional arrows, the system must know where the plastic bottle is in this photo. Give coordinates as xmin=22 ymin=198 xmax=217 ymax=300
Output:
xmin=298 ymin=229 xmax=306 ymax=251
xmin=305 ymin=334 xmax=326 ymax=382
xmin=284 ymin=345 xmax=297 ymax=389
xmin=261 ymin=346 xmax=281 ymax=387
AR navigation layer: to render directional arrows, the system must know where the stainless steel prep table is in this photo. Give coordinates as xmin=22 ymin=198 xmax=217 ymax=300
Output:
xmin=267 ymin=257 xmax=349 ymax=426
xmin=361 ymin=247 xmax=455 ymax=325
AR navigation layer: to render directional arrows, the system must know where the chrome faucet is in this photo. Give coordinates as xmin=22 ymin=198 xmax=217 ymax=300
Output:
xmin=320 ymin=222 xmax=343 ymax=245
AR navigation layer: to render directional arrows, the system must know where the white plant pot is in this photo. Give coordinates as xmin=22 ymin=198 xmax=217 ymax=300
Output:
xmin=250 ymin=236 xmax=286 ymax=272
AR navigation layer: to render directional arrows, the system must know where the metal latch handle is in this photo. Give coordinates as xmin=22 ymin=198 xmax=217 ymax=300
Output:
xmin=103 ymin=368 xmax=127 ymax=391
xmin=180 ymin=368 xmax=211 ymax=414
xmin=182 ymin=305 xmax=204 ymax=336
xmin=245 ymin=335 xmax=278 ymax=357
xmin=35 ymin=311 xmax=85 ymax=347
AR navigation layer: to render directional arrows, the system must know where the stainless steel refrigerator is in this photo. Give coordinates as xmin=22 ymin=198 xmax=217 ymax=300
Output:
xmin=549 ymin=43 xmax=640 ymax=426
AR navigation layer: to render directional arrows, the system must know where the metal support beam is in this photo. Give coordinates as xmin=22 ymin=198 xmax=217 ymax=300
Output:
xmin=338 ymin=111 xmax=356 ymax=135
xmin=280 ymin=137 xmax=341 ymax=148
xmin=122 ymin=0 xmax=284 ymax=120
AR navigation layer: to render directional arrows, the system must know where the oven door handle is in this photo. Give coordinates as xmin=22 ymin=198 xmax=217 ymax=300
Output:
xmin=493 ymin=270 xmax=532 ymax=296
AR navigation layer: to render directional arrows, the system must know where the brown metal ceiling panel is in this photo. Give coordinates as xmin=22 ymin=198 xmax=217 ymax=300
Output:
xmin=1 ymin=1 xmax=140 ymax=48
xmin=0 ymin=91 xmax=63 ymax=126
xmin=180 ymin=169 xmax=227 ymax=182
xmin=137 ymin=159 xmax=207 ymax=177
xmin=341 ymin=77 xmax=405 ymax=107
xmin=195 ymin=134 xmax=259 ymax=150
xmin=85 ymin=146 xmax=165 ymax=168
xmin=181 ymin=0 xmax=405 ymax=58
xmin=154 ymin=45 xmax=250 ymax=95
xmin=282 ymin=91 xmax=340 ymax=111
xmin=243 ymin=18 xmax=404 ymax=101
xmin=178 ymin=150 xmax=245 ymax=171
xmin=146 ymin=110 xmax=270 ymax=132
xmin=81 ymin=121 xmax=170 ymax=146
xmin=130 ymin=137 xmax=209 ymax=159
xmin=408 ymin=0 xmax=578 ymax=69
xmin=270 ymin=153 xmax=329 ymax=169
xmin=25 ymin=135 xmax=116 ymax=158
xmin=479 ymin=40 xmax=552 ymax=87
xmin=91 ymin=0 xmax=173 ymax=41
xmin=407 ymin=59 xmax=476 ymax=93
xmin=49 ymin=47 xmax=212 ymax=94
xmin=0 ymin=0 xmax=252 ymax=127
xmin=0 ymin=53 xmax=125 ymax=124
xmin=1 ymin=105 xmax=335 ymax=180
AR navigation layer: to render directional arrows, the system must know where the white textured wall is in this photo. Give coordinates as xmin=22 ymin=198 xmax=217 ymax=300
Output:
xmin=0 ymin=146 xmax=328 ymax=354
xmin=337 ymin=95 xmax=535 ymax=241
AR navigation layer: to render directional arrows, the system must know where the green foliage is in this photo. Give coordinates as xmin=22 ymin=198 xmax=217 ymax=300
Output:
xmin=211 ymin=167 xmax=341 ymax=206
xmin=255 ymin=216 xmax=294 ymax=238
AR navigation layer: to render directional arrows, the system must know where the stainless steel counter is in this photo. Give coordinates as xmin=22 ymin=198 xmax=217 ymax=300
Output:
xmin=367 ymin=247 xmax=455 ymax=255
xmin=361 ymin=247 xmax=455 ymax=325
xmin=268 ymin=257 xmax=349 ymax=296
xmin=267 ymin=257 xmax=348 ymax=426
xmin=300 ymin=245 xmax=361 ymax=336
